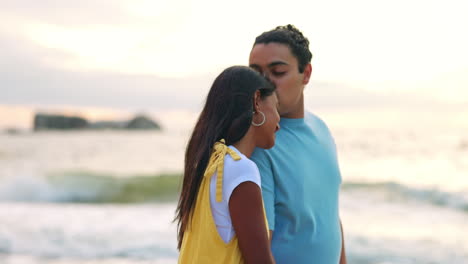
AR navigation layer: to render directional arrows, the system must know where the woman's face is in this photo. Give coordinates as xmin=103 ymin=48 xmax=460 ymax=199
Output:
xmin=254 ymin=92 xmax=280 ymax=149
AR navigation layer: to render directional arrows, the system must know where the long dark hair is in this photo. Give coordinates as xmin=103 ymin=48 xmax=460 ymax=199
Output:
xmin=175 ymin=66 xmax=275 ymax=249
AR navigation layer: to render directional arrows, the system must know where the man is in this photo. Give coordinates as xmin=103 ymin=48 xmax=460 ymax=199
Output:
xmin=250 ymin=25 xmax=347 ymax=264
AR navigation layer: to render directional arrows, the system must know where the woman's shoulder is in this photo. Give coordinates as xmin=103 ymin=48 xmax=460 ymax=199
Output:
xmin=225 ymin=147 xmax=260 ymax=180
xmin=225 ymin=147 xmax=258 ymax=171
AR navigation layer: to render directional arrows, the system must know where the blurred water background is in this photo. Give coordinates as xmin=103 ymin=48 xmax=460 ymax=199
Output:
xmin=0 ymin=108 xmax=467 ymax=264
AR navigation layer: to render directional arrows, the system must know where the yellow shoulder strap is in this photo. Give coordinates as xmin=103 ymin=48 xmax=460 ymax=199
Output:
xmin=204 ymin=139 xmax=241 ymax=202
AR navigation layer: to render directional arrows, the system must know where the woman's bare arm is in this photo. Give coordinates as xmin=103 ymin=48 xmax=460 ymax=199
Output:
xmin=229 ymin=181 xmax=275 ymax=264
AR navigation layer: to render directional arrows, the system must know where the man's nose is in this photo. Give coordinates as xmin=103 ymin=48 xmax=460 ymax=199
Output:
xmin=262 ymin=71 xmax=275 ymax=84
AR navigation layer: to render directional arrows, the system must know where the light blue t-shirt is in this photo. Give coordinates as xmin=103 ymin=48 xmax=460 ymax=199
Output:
xmin=251 ymin=112 xmax=342 ymax=264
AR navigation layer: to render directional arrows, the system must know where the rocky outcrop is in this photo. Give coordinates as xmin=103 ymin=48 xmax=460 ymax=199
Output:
xmin=34 ymin=113 xmax=88 ymax=131
xmin=33 ymin=113 xmax=162 ymax=131
xmin=125 ymin=115 xmax=161 ymax=130
xmin=87 ymin=121 xmax=127 ymax=130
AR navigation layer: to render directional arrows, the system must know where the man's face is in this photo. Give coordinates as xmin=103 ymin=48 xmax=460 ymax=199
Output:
xmin=249 ymin=43 xmax=310 ymax=117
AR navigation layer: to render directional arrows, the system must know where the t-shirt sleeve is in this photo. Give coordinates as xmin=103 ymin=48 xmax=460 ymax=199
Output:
xmin=224 ymin=159 xmax=262 ymax=206
xmin=307 ymin=112 xmax=338 ymax=157
xmin=307 ymin=112 xmax=342 ymax=184
xmin=250 ymin=148 xmax=275 ymax=231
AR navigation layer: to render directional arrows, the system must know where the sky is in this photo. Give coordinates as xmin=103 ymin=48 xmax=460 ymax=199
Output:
xmin=1 ymin=0 xmax=467 ymax=128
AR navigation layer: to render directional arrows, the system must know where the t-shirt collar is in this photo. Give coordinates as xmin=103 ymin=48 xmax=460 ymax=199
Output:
xmin=279 ymin=117 xmax=305 ymax=127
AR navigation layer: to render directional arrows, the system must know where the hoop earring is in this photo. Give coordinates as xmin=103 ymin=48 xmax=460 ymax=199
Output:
xmin=252 ymin=111 xmax=266 ymax=127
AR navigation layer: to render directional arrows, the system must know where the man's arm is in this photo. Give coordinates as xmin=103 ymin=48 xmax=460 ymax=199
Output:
xmin=339 ymin=220 xmax=347 ymax=264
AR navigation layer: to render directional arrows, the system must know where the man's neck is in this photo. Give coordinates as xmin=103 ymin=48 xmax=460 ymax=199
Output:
xmin=281 ymin=95 xmax=304 ymax=119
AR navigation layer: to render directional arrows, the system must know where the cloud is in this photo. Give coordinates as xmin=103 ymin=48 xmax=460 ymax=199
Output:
xmin=0 ymin=29 xmax=213 ymax=111
xmin=305 ymin=80 xmax=442 ymax=110
xmin=1 ymin=0 xmax=466 ymax=113
xmin=1 ymin=0 xmax=133 ymax=27
xmin=0 ymin=26 xmax=455 ymax=114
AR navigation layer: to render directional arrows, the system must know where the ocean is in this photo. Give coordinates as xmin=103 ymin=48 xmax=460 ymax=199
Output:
xmin=1 ymin=112 xmax=467 ymax=264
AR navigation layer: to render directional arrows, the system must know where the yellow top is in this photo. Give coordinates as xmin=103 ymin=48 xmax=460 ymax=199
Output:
xmin=178 ymin=140 xmax=268 ymax=264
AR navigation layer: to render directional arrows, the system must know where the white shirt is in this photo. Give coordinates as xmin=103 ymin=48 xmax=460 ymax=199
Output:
xmin=209 ymin=145 xmax=262 ymax=243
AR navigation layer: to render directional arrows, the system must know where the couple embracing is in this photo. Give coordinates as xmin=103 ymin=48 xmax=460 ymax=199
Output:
xmin=175 ymin=25 xmax=346 ymax=264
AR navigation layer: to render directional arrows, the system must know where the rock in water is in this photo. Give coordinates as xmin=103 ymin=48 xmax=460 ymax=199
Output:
xmin=125 ymin=115 xmax=161 ymax=130
xmin=34 ymin=113 xmax=88 ymax=131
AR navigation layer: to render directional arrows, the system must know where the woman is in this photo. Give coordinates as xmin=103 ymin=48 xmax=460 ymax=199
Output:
xmin=175 ymin=66 xmax=280 ymax=263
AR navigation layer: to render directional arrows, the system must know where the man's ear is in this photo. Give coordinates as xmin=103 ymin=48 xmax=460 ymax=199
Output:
xmin=302 ymin=64 xmax=312 ymax=85
xmin=253 ymin=90 xmax=262 ymax=112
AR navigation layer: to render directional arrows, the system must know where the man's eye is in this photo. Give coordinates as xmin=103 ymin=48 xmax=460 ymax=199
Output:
xmin=272 ymin=71 xmax=286 ymax=76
